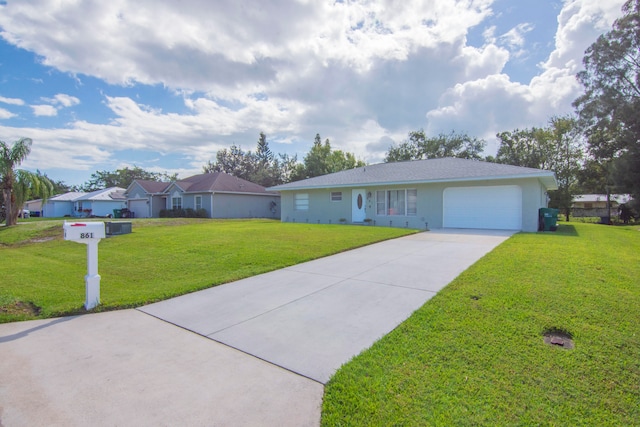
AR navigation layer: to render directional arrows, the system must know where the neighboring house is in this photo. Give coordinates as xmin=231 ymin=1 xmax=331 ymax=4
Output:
xmin=125 ymin=172 xmax=280 ymax=219
xmin=268 ymin=157 xmax=558 ymax=232
xmin=572 ymin=194 xmax=632 ymax=218
xmin=24 ymin=199 xmax=43 ymax=216
xmin=73 ymin=187 xmax=127 ymax=217
xmin=42 ymin=192 xmax=86 ymax=218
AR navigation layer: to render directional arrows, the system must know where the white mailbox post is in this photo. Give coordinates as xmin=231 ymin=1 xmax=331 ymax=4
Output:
xmin=63 ymin=221 xmax=106 ymax=310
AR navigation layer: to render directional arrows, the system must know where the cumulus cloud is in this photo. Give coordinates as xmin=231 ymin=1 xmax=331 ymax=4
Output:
xmin=424 ymin=0 xmax=625 ymax=154
xmin=31 ymin=104 xmax=57 ymax=116
xmin=0 ymin=107 xmax=16 ymax=119
xmin=0 ymin=96 xmax=25 ymax=105
xmin=0 ymin=0 xmax=627 ymax=183
xmin=44 ymin=93 xmax=80 ymax=108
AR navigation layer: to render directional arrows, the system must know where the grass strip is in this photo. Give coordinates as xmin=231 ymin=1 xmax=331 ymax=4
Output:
xmin=322 ymin=223 xmax=640 ymax=426
xmin=1 ymin=219 xmax=415 ymax=322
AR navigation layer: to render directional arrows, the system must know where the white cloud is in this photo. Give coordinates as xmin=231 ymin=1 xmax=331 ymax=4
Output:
xmin=0 ymin=107 xmax=17 ymax=119
xmin=31 ymin=104 xmax=58 ymax=116
xmin=0 ymin=0 xmax=627 ymax=185
xmin=424 ymin=0 xmax=625 ymax=154
xmin=0 ymin=96 xmax=25 ymax=105
xmin=48 ymin=93 xmax=81 ymax=107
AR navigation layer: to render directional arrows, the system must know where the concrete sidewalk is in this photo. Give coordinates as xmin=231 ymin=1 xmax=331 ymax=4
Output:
xmin=0 ymin=229 xmax=512 ymax=426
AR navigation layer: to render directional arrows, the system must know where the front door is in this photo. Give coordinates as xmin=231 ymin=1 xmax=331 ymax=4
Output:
xmin=352 ymin=189 xmax=366 ymax=223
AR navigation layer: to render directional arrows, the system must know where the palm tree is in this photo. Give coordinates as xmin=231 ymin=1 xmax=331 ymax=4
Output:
xmin=0 ymin=138 xmax=53 ymax=226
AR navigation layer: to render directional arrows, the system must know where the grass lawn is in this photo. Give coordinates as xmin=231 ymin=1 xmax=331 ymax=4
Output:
xmin=322 ymin=223 xmax=640 ymax=426
xmin=0 ymin=218 xmax=415 ymax=323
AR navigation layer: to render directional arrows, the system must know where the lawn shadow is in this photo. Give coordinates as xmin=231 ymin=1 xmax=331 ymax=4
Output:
xmin=553 ymin=224 xmax=579 ymax=236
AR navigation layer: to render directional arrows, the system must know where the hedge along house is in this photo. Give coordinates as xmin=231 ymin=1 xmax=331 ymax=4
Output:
xmin=125 ymin=172 xmax=280 ymax=219
xmin=268 ymin=158 xmax=558 ymax=232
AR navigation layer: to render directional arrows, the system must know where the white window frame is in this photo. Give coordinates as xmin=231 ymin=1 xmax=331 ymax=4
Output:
xmin=171 ymin=196 xmax=182 ymax=210
xmin=195 ymin=195 xmax=202 ymax=211
xmin=294 ymin=193 xmax=309 ymax=211
xmin=376 ymin=189 xmax=417 ymax=216
xmin=330 ymin=191 xmax=342 ymax=202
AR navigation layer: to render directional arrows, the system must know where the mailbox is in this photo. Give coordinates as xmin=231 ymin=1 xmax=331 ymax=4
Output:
xmin=64 ymin=222 xmax=105 ymax=243
xmin=63 ymin=221 xmax=105 ymax=310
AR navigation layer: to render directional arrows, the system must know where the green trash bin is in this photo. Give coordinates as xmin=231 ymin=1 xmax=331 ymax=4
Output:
xmin=113 ymin=209 xmax=122 ymax=218
xmin=538 ymin=208 xmax=559 ymax=231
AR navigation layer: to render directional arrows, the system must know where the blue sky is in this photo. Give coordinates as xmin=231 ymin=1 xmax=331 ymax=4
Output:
xmin=0 ymin=0 xmax=625 ymax=187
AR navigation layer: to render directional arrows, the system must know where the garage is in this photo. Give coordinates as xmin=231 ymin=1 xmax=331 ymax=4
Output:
xmin=128 ymin=199 xmax=149 ymax=218
xmin=443 ymin=185 xmax=522 ymax=230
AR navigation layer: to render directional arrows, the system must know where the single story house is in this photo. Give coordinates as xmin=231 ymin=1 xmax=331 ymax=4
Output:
xmin=125 ymin=172 xmax=280 ymax=219
xmin=42 ymin=188 xmax=126 ymax=218
xmin=42 ymin=192 xmax=86 ymax=218
xmin=572 ymin=194 xmax=632 ymax=218
xmin=268 ymin=157 xmax=558 ymax=232
xmin=73 ymin=187 xmax=127 ymax=217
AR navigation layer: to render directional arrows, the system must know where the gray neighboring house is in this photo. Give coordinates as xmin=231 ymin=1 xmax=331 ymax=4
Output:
xmin=268 ymin=157 xmax=558 ymax=232
xmin=125 ymin=172 xmax=280 ymax=219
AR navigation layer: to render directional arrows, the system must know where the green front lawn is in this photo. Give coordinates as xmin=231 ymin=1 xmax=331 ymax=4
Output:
xmin=322 ymin=223 xmax=640 ymax=426
xmin=0 ymin=219 xmax=415 ymax=322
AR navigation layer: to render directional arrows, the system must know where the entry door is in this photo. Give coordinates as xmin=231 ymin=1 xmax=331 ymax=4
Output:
xmin=352 ymin=189 xmax=366 ymax=223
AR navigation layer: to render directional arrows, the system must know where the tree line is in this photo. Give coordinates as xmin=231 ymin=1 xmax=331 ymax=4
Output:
xmin=2 ymin=0 xmax=638 ymax=224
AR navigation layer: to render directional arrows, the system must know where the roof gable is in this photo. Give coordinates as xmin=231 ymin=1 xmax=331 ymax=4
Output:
xmin=172 ymin=172 xmax=275 ymax=194
xmin=76 ymin=187 xmax=127 ymax=201
xmin=269 ymin=158 xmax=558 ymax=191
xmin=48 ymin=191 xmax=85 ymax=202
xmin=127 ymin=180 xmax=170 ymax=194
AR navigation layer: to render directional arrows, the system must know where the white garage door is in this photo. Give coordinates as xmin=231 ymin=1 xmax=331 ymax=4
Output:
xmin=128 ymin=200 xmax=149 ymax=218
xmin=443 ymin=185 xmax=522 ymax=230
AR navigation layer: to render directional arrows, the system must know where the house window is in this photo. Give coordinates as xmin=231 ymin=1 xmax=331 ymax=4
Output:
xmin=195 ymin=195 xmax=202 ymax=210
xmin=376 ymin=191 xmax=386 ymax=215
xmin=171 ymin=197 xmax=182 ymax=210
xmin=407 ymin=189 xmax=417 ymax=215
xmin=331 ymin=192 xmax=342 ymax=202
xmin=376 ymin=189 xmax=417 ymax=216
xmin=294 ymin=193 xmax=309 ymax=211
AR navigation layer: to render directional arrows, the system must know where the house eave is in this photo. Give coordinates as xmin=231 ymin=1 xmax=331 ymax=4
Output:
xmin=269 ymin=173 xmax=558 ymax=192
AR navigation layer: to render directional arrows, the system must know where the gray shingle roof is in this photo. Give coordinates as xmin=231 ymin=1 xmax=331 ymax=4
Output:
xmin=269 ymin=158 xmax=558 ymax=191
xmin=174 ymin=173 xmax=275 ymax=194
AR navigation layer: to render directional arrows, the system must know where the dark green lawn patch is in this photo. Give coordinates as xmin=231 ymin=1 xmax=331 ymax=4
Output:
xmin=0 ymin=219 xmax=415 ymax=322
xmin=322 ymin=223 xmax=640 ymax=426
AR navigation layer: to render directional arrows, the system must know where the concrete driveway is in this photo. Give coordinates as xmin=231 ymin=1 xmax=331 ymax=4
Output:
xmin=0 ymin=229 xmax=512 ymax=426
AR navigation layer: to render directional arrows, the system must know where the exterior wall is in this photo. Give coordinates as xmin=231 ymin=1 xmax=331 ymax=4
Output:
xmin=74 ymin=200 xmax=127 ymax=217
xmin=278 ymin=178 xmax=549 ymax=232
xmin=211 ymin=193 xmax=280 ymax=219
xmin=151 ymin=195 xmax=166 ymax=217
xmin=24 ymin=199 xmax=43 ymax=215
xmin=180 ymin=193 xmax=214 ymax=217
xmin=43 ymin=201 xmax=75 ymax=218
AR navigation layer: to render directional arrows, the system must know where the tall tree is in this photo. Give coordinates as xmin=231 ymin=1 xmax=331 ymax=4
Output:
xmin=292 ymin=133 xmax=365 ymax=180
xmin=573 ymin=0 xmax=640 ymax=204
xmin=385 ymin=130 xmax=486 ymax=162
xmin=203 ymin=134 xmax=296 ymax=187
xmin=0 ymin=138 xmax=53 ymax=226
xmin=495 ymin=127 xmax=553 ymax=169
xmin=82 ymin=166 xmax=177 ymax=191
xmin=496 ymin=117 xmax=584 ymax=220
xmin=546 ymin=116 xmax=585 ymax=220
